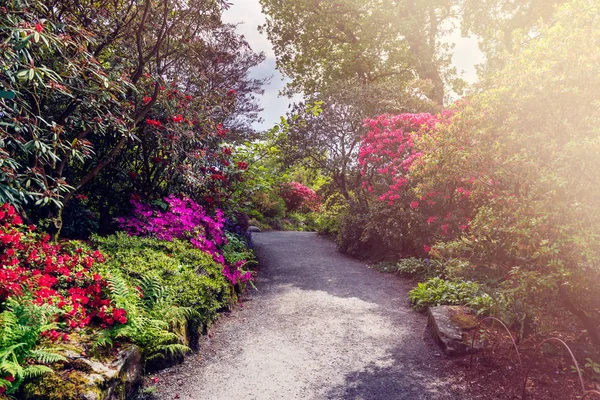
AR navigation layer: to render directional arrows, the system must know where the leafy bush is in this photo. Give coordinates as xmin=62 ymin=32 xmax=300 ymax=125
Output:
xmin=94 ymin=273 xmax=192 ymax=363
xmin=396 ymin=258 xmax=444 ymax=278
xmin=60 ymin=196 xmax=99 ymax=240
xmin=348 ymin=1 xmax=600 ymax=347
xmin=281 ymin=212 xmax=317 ymax=232
xmin=408 ymin=277 xmax=491 ymax=312
xmin=251 ymin=191 xmax=286 ymax=220
xmin=223 ymin=232 xmax=255 ymax=266
xmin=315 ymin=193 xmax=348 ymax=236
xmin=94 ymin=233 xmax=232 ymax=326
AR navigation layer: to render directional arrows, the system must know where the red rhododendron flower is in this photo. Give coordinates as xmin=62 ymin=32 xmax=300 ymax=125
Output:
xmin=35 ymin=23 xmax=43 ymax=32
xmin=146 ymin=119 xmax=162 ymax=128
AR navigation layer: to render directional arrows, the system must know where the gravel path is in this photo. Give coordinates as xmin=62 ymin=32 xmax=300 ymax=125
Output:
xmin=154 ymin=231 xmax=468 ymax=400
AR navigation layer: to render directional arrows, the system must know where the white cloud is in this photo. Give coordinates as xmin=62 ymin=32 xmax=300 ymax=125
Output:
xmin=223 ymin=0 xmax=296 ymax=130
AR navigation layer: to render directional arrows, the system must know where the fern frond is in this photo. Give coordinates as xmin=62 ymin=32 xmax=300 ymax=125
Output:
xmin=0 ymin=311 xmax=18 ymax=347
xmin=145 ymin=344 xmax=190 ymax=361
xmin=107 ymin=272 xmax=131 ymax=300
xmin=22 ymin=364 xmax=53 ymax=379
xmin=29 ymin=348 xmax=66 ymax=364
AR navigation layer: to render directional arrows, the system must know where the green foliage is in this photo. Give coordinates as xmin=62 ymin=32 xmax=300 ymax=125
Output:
xmin=95 ymin=273 xmax=192 ymax=363
xmin=408 ymin=277 xmax=491 ymax=312
xmin=222 ymin=232 xmax=256 ymax=267
xmin=0 ymin=299 xmax=66 ymax=394
xmin=94 ymin=233 xmax=232 ymax=327
xmin=315 ymin=193 xmax=349 ymax=236
xmin=251 ymin=192 xmax=286 ymax=220
xmin=396 ymin=258 xmax=444 ymax=278
xmin=258 ymin=0 xmax=453 ymax=104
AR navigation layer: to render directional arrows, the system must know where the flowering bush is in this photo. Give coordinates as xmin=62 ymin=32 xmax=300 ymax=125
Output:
xmin=0 ymin=204 xmax=125 ymax=331
xmin=279 ymin=182 xmax=320 ymax=213
xmin=0 ymin=203 xmax=133 ymax=394
xmin=94 ymin=233 xmax=236 ymax=327
xmin=118 ymin=195 xmax=252 ymax=285
xmin=118 ymin=195 xmax=227 ymax=264
xmin=353 ymin=0 xmax=600 ymax=348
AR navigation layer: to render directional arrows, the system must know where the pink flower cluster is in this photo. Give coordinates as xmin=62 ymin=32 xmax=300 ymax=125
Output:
xmin=359 ymin=113 xmax=444 ymax=205
xmin=279 ymin=182 xmax=320 ymax=212
xmin=222 ymin=260 xmax=252 ymax=285
xmin=118 ymin=195 xmax=227 ymax=264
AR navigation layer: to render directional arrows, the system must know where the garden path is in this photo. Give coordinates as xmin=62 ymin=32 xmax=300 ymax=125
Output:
xmin=154 ymin=231 xmax=468 ymax=400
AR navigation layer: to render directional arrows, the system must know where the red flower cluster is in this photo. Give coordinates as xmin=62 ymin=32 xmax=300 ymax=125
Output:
xmin=216 ymin=124 xmax=228 ymax=137
xmin=145 ymin=118 xmax=162 ymax=128
xmin=0 ymin=204 xmax=127 ymax=336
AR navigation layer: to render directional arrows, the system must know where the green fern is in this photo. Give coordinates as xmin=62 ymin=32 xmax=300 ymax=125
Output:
xmin=0 ymin=300 xmax=65 ymax=394
xmin=100 ymin=272 xmax=191 ymax=364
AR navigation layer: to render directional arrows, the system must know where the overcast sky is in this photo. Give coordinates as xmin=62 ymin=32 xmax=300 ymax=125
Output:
xmin=223 ymin=1 xmax=484 ymax=131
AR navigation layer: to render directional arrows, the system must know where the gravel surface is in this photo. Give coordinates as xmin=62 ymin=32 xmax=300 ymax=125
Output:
xmin=153 ymin=231 xmax=469 ymax=400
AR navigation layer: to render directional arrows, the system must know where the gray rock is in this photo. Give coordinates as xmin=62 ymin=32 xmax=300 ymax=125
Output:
xmin=79 ymin=345 xmax=142 ymax=400
xmin=427 ymin=305 xmax=482 ymax=356
xmin=247 ymin=225 xmax=262 ymax=232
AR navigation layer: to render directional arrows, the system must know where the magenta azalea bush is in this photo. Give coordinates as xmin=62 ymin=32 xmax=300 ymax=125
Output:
xmin=118 ymin=195 xmax=251 ymax=284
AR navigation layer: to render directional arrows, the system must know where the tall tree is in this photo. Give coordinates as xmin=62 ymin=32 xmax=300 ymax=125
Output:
xmin=0 ymin=0 xmax=266 ymax=232
xmin=461 ymin=0 xmax=567 ymax=68
xmin=259 ymin=0 xmax=460 ymax=106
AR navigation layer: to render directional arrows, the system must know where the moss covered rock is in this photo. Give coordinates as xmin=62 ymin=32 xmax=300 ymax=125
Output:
xmin=21 ymin=345 xmax=142 ymax=400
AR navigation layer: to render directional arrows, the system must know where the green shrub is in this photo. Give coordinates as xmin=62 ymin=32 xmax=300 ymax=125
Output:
xmin=281 ymin=212 xmax=317 ymax=231
xmin=94 ymin=273 xmax=192 ymax=363
xmin=93 ymin=233 xmax=232 ymax=326
xmin=408 ymin=277 xmax=492 ymax=313
xmin=223 ymin=232 xmax=256 ymax=267
xmin=396 ymin=258 xmax=444 ymax=278
xmin=315 ymin=193 xmax=348 ymax=236
xmin=251 ymin=191 xmax=286 ymax=219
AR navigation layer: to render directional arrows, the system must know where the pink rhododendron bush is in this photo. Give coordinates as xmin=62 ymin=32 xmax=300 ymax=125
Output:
xmin=279 ymin=182 xmax=321 ymax=213
xmin=356 ymin=104 xmax=600 ymax=347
